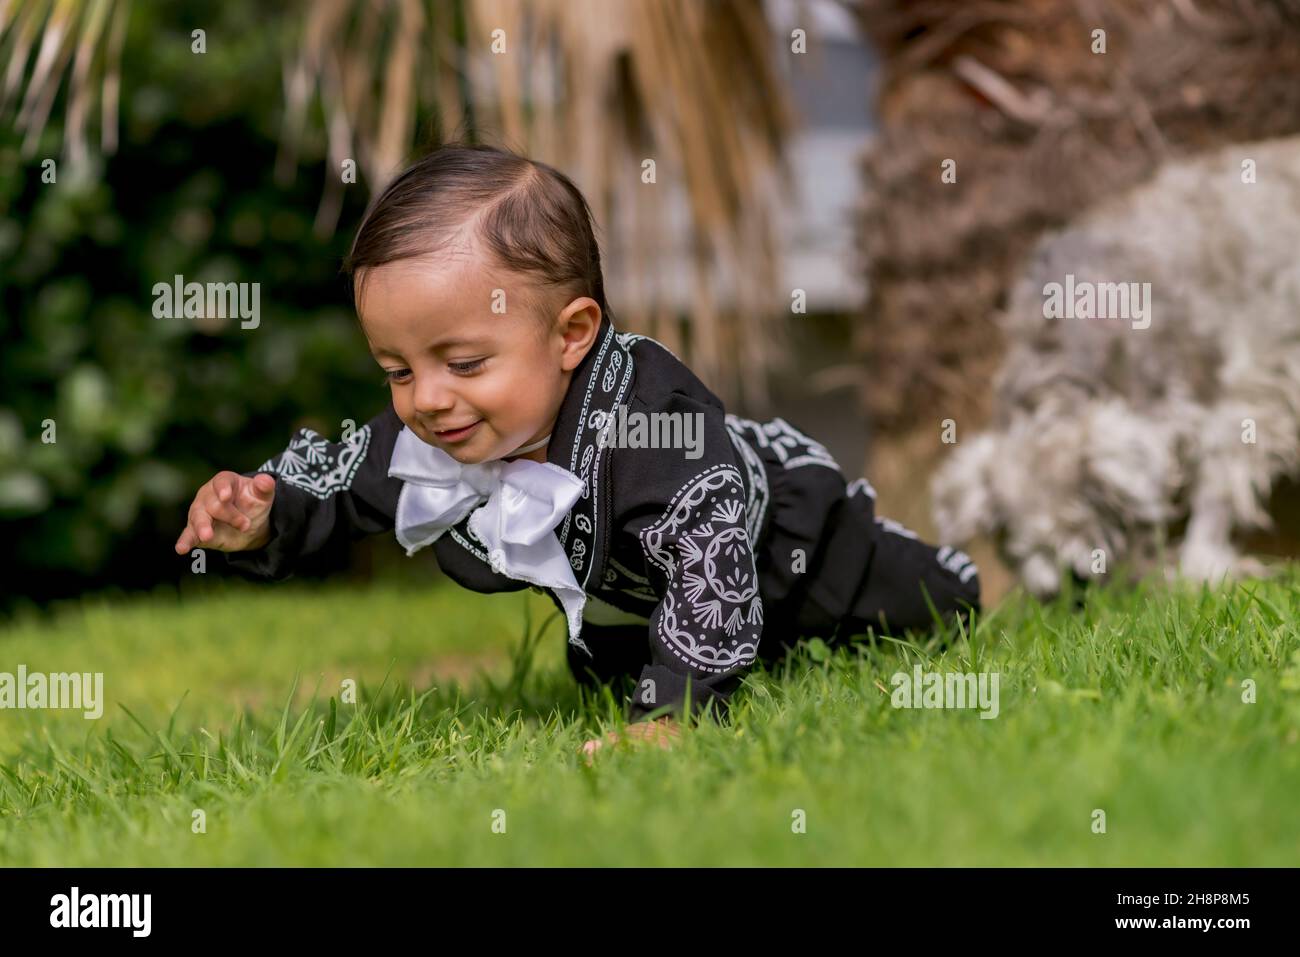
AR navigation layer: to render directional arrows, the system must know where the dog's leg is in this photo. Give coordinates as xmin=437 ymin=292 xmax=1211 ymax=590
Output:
xmin=1177 ymin=407 xmax=1276 ymax=584
xmin=1177 ymin=491 xmax=1241 ymax=584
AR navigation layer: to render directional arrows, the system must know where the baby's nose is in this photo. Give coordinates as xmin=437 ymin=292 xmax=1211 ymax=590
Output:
xmin=412 ymin=376 xmax=456 ymax=416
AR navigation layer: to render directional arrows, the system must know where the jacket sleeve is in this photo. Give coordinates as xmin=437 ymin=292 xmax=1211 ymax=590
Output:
xmin=623 ymin=392 xmax=763 ymax=724
xmin=220 ymin=402 xmax=405 ymax=581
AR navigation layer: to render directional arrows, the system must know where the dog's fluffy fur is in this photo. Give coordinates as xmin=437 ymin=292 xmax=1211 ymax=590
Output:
xmin=932 ymin=135 xmax=1300 ymax=597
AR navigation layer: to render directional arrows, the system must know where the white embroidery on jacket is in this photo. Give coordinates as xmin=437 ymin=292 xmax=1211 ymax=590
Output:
xmin=936 ymin=545 xmax=980 ymax=583
xmin=615 ymin=331 xmax=683 ymax=362
xmin=725 ymin=419 xmax=769 ymax=544
xmin=639 ymin=464 xmax=761 ymax=673
xmin=847 ymin=477 xmax=877 ymax=501
xmin=875 ymin=516 xmax=919 ymax=540
xmin=257 ymin=425 xmax=371 ymax=500
xmin=449 ymin=525 xmax=489 ymax=563
xmin=556 ymin=322 xmax=634 ymax=586
xmin=725 ymin=415 xmax=839 ymax=471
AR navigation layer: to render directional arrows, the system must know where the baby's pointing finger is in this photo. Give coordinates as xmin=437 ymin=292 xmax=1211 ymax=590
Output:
xmin=183 ymin=500 xmax=216 ymax=543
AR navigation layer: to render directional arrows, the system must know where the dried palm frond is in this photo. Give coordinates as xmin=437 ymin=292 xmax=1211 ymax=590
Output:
xmin=0 ymin=0 xmax=130 ymax=166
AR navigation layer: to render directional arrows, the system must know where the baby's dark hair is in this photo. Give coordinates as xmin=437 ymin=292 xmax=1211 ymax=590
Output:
xmin=344 ymin=142 xmax=608 ymax=325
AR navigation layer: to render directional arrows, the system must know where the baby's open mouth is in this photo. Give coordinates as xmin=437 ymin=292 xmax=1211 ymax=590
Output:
xmin=434 ymin=420 xmax=482 ymax=442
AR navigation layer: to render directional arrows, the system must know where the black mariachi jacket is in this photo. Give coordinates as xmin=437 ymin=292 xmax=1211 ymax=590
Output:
xmin=223 ymin=315 xmax=870 ymax=723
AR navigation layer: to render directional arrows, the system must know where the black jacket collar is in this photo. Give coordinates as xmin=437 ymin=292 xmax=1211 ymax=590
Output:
xmin=545 ymin=314 xmax=635 ymax=592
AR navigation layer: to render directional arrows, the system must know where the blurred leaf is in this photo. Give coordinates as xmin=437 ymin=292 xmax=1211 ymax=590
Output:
xmin=0 ymin=471 xmax=49 ymax=514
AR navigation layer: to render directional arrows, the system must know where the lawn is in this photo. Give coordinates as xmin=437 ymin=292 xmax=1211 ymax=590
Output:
xmin=1 ymin=569 xmax=1298 ymax=866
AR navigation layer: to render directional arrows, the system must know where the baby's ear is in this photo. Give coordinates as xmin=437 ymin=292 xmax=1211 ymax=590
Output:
xmin=931 ymin=432 xmax=1001 ymax=543
xmin=557 ymin=297 xmax=603 ymax=370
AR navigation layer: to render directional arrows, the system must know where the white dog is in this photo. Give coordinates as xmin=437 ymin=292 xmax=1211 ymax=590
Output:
xmin=932 ymin=135 xmax=1300 ymax=597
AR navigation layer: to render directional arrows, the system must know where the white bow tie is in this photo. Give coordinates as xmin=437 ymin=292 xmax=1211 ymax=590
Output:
xmin=387 ymin=426 xmax=589 ymax=650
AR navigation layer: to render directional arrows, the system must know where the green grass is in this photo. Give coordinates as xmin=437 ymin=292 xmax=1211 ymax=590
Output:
xmin=2 ymin=569 xmax=1299 ymax=866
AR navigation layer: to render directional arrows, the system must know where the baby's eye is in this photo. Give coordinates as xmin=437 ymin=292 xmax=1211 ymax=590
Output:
xmin=383 ymin=368 xmax=412 ymax=384
xmin=448 ymin=358 xmax=486 ymax=375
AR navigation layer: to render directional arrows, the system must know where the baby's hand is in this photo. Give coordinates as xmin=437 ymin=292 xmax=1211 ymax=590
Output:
xmin=174 ymin=471 xmax=276 ymax=555
xmin=581 ymin=716 xmax=681 ymax=764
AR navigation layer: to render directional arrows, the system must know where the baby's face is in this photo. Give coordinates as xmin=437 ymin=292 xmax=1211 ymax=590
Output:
xmin=356 ymin=255 xmax=596 ymax=464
